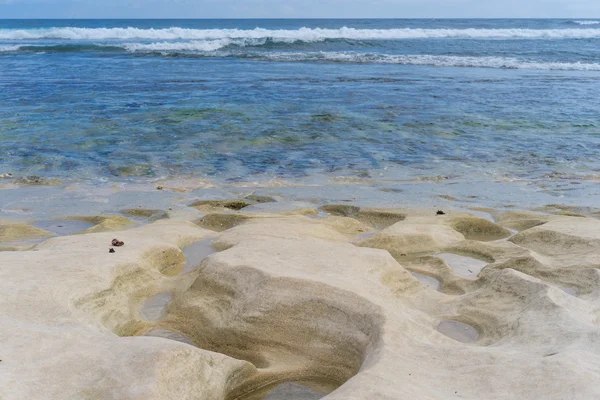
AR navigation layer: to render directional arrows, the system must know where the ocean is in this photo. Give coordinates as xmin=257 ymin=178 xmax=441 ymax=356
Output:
xmin=1 ymin=18 xmax=600 ymax=186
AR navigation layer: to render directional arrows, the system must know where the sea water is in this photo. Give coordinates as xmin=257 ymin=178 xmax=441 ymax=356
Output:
xmin=1 ymin=19 xmax=600 ymax=187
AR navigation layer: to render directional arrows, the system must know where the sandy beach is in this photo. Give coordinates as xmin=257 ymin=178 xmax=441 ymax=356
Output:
xmin=2 ymin=180 xmax=600 ymax=399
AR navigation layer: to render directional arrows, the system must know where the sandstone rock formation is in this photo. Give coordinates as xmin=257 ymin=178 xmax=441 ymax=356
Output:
xmin=2 ymin=207 xmax=600 ymax=399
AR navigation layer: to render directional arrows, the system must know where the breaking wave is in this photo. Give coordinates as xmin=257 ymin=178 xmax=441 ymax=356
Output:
xmin=572 ymin=20 xmax=600 ymax=25
xmin=3 ymin=26 xmax=600 ymax=41
xmin=0 ymin=44 xmax=21 ymax=52
xmin=122 ymin=38 xmax=269 ymax=52
xmin=244 ymin=52 xmax=600 ymax=71
xmin=2 ymin=42 xmax=600 ymax=71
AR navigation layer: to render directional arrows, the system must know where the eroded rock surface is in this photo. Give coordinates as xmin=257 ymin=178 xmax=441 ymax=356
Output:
xmin=2 ymin=209 xmax=600 ymax=399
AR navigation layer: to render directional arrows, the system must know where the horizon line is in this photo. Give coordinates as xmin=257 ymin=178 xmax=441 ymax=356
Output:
xmin=1 ymin=17 xmax=600 ymax=20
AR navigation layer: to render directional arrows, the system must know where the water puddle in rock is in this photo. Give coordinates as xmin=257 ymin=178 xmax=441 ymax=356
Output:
xmin=182 ymin=238 xmax=217 ymax=273
xmin=502 ymin=228 xmax=519 ymax=241
xmin=437 ymin=253 xmax=488 ymax=280
xmin=143 ymin=238 xmax=217 ymax=320
xmin=561 ymin=287 xmax=578 ymax=296
xmin=145 ymin=328 xmax=195 ymax=346
xmin=32 ymin=219 xmax=94 ymax=236
xmin=265 ymin=382 xmax=324 ymax=400
xmin=410 ymin=271 xmax=441 ymax=290
xmin=354 ymin=231 xmax=377 ymax=242
xmin=316 ymin=210 xmax=330 ymax=218
xmin=142 ymin=292 xmax=173 ymax=321
xmin=437 ymin=320 xmax=479 ymax=343
xmin=463 ymin=209 xmax=495 ymax=222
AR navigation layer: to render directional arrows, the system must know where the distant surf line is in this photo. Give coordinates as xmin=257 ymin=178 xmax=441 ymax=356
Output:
xmin=3 ymin=26 xmax=600 ymax=41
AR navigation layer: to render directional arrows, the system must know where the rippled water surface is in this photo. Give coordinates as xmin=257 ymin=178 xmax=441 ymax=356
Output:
xmin=1 ymin=19 xmax=600 ymax=184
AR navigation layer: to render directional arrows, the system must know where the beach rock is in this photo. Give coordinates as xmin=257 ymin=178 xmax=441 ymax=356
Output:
xmin=70 ymin=215 xmax=134 ymax=234
xmin=355 ymin=208 xmax=407 ymax=229
xmin=357 ymin=221 xmax=465 ymax=258
xmin=0 ymin=223 xmax=53 ymax=242
xmin=0 ymin=220 xmax=255 ymax=400
xmin=121 ymin=208 xmax=169 ymax=221
xmin=14 ymin=175 xmax=59 ymax=186
xmin=189 ymin=199 xmax=251 ymax=211
xmin=448 ymin=216 xmax=512 ymax=241
xmin=3 ymin=210 xmax=600 ymax=399
xmin=322 ymin=216 xmax=372 ymax=237
xmin=282 ymin=207 xmax=319 ymax=216
xmin=319 ymin=204 xmax=361 ymax=217
xmin=509 ymin=216 xmax=600 ymax=265
xmin=212 ymin=215 xmax=348 ymax=250
xmin=245 ymin=194 xmax=277 ymax=204
xmin=495 ymin=211 xmax=552 ymax=231
xmin=195 ymin=213 xmax=254 ymax=232
xmin=163 ymin=235 xmax=391 ymax=398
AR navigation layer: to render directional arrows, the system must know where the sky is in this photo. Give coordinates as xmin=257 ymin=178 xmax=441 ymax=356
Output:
xmin=0 ymin=0 xmax=599 ymax=19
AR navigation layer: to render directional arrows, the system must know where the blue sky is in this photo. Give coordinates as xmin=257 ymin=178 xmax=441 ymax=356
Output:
xmin=1 ymin=0 xmax=599 ymax=19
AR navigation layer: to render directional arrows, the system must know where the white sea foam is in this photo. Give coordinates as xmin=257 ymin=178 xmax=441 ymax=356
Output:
xmin=573 ymin=20 xmax=600 ymax=25
xmin=0 ymin=45 xmax=21 ymax=52
xmin=2 ymin=27 xmax=600 ymax=41
xmin=249 ymin=52 xmax=600 ymax=71
xmin=123 ymin=38 xmax=267 ymax=52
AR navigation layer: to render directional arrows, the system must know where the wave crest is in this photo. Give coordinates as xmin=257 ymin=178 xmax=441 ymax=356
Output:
xmin=0 ymin=45 xmax=21 ymax=52
xmin=572 ymin=20 xmax=600 ymax=25
xmin=244 ymin=52 xmax=600 ymax=71
xmin=123 ymin=38 xmax=269 ymax=52
xmin=3 ymin=26 xmax=600 ymax=41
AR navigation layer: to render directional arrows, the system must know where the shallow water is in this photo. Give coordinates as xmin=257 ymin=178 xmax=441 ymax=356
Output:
xmin=437 ymin=320 xmax=479 ymax=343
xmin=142 ymin=292 xmax=173 ymax=321
xmin=1 ymin=19 xmax=600 ymax=188
xmin=182 ymin=238 xmax=217 ymax=272
xmin=561 ymin=287 xmax=578 ymax=296
xmin=410 ymin=271 xmax=441 ymax=290
xmin=264 ymin=383 xmax=323 ymax=400
xmin=145 ymin=328 xmax=195 ymax=346
xmin=437 ymin=253 xmax=488 ymax=280
xmin=31 ymin=219 xmax=94 ymax=235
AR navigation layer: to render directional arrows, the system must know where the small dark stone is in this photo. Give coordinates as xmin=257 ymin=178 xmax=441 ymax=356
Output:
xmin=111 ymin=239 xmax=124 ymax=247
xmin=436 ymin=210 xmax=446 ymax=215
xmin=109 ymin=248 xmax=115 ymax=253
xmin=156 ymin=186 xmax=164 ymax=190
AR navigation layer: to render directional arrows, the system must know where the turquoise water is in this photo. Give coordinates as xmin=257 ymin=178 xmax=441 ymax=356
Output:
xmin=1 ymin=19 xmax=600 ymax=184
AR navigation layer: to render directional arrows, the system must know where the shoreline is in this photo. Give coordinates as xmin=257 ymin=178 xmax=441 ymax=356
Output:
xmin=1 ymin=175 xmax=600 ymax=223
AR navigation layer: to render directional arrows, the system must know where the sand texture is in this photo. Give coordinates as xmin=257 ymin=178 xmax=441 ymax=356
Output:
xmin=1 ymin=205 xmax=600 ymax=399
